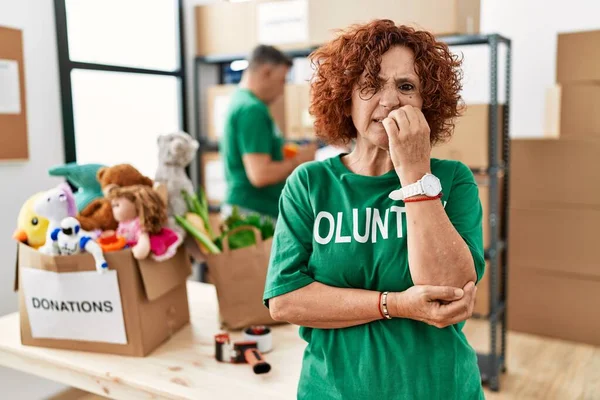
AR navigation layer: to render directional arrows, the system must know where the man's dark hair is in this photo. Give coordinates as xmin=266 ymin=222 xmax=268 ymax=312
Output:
xmin=248 ymin=45 xmax=293 ymax=70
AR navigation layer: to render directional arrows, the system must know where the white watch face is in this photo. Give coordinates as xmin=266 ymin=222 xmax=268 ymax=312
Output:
xmin=421 ymin=174 xmax=442 ymax=197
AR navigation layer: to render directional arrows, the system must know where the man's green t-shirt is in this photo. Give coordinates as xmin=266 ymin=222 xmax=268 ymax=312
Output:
xmin=221 ymin=88 xmax=285 ymax=218
xmin=264 ymin=155 xmax=486 ymax=399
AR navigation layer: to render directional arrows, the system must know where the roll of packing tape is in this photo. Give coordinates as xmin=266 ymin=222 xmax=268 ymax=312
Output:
xmin=243 ymin=326 xmax=273 ymax=353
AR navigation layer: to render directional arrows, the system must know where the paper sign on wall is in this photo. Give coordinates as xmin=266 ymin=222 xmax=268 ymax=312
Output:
xmin=21 ymin=268 xmax=127 ymax=344
xmin=0 ymin=59 xmax=21 ymax=114
xmin=257 ymin=0 xmax=308 ymax=46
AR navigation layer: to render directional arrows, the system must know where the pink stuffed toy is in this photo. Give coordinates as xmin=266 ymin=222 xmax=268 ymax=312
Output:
xmin=106 ymin=184 xmax=181 ymax=261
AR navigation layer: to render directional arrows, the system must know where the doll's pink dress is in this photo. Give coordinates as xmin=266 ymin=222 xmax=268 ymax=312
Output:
xmin=117 ymin=218 xmax=182 ymax=261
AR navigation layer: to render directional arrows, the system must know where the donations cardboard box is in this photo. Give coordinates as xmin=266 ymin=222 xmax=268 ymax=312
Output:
xmin=14 ymin=243 xmax=192 ymax=356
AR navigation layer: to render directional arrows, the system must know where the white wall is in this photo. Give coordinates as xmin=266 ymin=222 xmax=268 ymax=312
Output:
xmin=0 ymin=0 xmax=67 ymax=397
xmin=480 ymin=0 xmax=600 ymax=137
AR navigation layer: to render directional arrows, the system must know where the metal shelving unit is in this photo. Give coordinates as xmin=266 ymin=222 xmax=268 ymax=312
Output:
xmin=192 ymin=33 xmax=511 ymax=392
xmin=455 ymin=33 xmax=511 ymax=392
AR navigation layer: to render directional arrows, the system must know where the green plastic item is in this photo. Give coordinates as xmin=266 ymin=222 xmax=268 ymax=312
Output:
xmin=48 ymin=163 xmax=105 ymax=212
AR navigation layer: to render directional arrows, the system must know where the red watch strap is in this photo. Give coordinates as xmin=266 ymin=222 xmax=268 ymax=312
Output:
xmin=403 ymin=193 xmax=443 ymax=203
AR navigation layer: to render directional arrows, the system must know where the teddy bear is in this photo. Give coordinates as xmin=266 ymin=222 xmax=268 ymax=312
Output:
xmin=154 ymin=131 xmax=199 ymax=238
xmin=154 ymin=131 xmax=199 ymax=218
xmin=76 ymin=164 xmax=154 ymax=232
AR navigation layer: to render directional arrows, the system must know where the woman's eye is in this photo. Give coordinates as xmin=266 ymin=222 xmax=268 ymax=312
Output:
xmin=399 ymin=83 xmax=414 ymax=92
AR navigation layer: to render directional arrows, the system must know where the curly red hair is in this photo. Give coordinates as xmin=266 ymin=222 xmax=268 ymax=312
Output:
xmin=309 ymin=19 xmax=463 ymax=146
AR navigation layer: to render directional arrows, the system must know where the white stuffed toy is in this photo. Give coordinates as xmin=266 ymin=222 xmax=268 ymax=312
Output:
xmin=34 ymin=183 xmax=78 ymax=255
xmin=155 ymin=131 xmax=199 ymax=236
xmin=50 ymin=217 xmax=108 ymax=274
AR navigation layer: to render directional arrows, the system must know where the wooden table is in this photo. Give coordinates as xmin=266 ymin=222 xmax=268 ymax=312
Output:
xmin=0 ymin=282 xmax=305 ymax=400
xmin=2 ymin=282 xmax=599 ymax=399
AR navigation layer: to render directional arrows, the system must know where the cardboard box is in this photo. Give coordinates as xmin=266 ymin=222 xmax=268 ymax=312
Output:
xmin=544 ymin=84 xmax=600 ymax=138
xmin=195 ymin=1 xmax=256 ymax=57
xmin=284 ymin=83 xmax=315 ymax=140
xmin=15 ymin=243 xmax=191 ymax=356
xmin=509 ymin=207 xmax=599 ymax=278
xmin=309 ymin=0 xmax=480 ymax=46
xmin=206 ymin=85 xmax=286 ymax=141
xmin=508 ymin=265 xmax=600 ymax=347
xmin=557 ymin=29 xmax=600 ymax=84
xmin=202 ymin=152 xmax=226 ymax=206
xmin=254 ymin=0 xmax=311 ymax=52
xmin=510 ymin=138 xmax=600 ymax=208
xmin=431 ymin=104 xmax=504 ymax=169
xmin=196 ymin=0 xmax=480 ymax=56
xmin=473 ymin=260 xmax=505 ymax=316
xmin=476 ymin=175 xmax=504 ymax=250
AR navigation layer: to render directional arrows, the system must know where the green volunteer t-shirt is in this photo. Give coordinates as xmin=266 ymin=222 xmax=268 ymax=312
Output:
xmin=221 ymin=88 xmax=285 ymax=218
xmin=264 ymin=155 xmax=486 ymax=400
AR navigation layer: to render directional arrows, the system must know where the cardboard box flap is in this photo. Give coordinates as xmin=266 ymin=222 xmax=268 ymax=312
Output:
xmin=16 ymin=243 xmax=192 ymax=301
xmin=137 ymin=246 xmax=192 ymax=302
xmin=15 ymin=243 xmax=117 ymax=290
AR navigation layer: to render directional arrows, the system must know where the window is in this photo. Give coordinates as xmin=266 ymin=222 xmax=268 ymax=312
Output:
xmin=54 ymin=0 xmax=186 ymax=177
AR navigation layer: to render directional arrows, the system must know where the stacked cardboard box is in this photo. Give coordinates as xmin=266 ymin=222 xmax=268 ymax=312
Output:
xmin=431 ymin=104 xmax=504 ymax=169
xmin=508 ymin=30 xmax=600 ymax=346
xmin=196 ymin=0 xmax=480 ymax=57
xmin=431 ymin=105 xmax=505 ymax=316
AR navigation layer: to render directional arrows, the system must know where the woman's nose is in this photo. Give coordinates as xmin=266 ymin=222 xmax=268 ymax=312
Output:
xmin=379 ymin=86 xmax=401 ymax=110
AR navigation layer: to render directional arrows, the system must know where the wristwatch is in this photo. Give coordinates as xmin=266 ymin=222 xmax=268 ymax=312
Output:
xmin=388 ymin=173 xmax=442 ymax=201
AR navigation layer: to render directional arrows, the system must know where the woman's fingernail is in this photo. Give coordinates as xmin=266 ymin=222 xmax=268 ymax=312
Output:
xmin=455 ymin=289 xmax=463 ymax=297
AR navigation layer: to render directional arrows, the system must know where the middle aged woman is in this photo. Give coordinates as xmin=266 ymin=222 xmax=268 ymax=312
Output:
xmin=264 ymin=19 xmax=485 ymax=399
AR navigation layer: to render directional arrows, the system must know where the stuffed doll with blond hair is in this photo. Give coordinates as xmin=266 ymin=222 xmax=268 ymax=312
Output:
xmin=106 ymin=185 xmax=182 ymax=261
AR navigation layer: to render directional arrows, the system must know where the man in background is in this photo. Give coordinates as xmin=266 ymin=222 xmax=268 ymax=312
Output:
xmin=221 ymin=45 xmax=316 ymax=221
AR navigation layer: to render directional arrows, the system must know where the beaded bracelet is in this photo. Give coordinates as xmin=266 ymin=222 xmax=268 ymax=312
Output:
xmin=377 ymin=292 xmax=385 ymax=319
